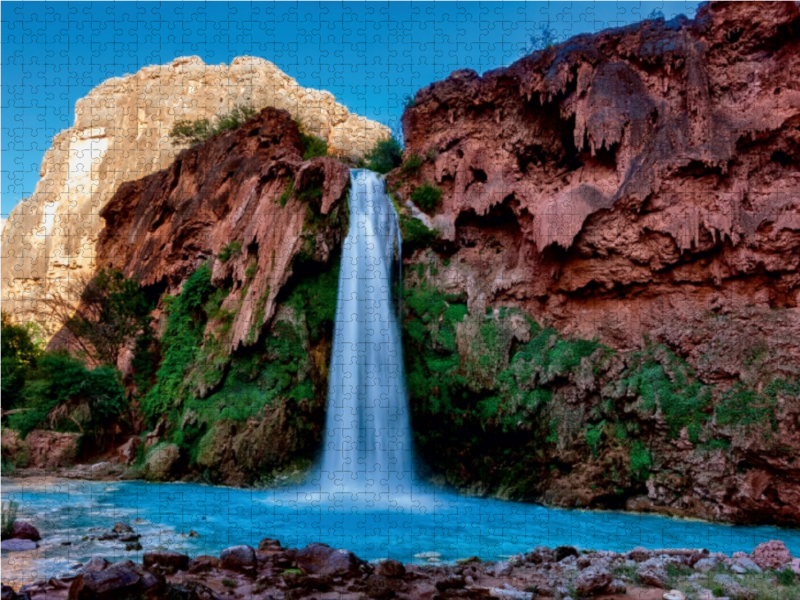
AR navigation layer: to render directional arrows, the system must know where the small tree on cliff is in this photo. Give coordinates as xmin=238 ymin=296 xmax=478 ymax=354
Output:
xmin=169 ymin=105 xmax=258 ymax=146
xmin=45 ymin=268 xmax=154 ymax=367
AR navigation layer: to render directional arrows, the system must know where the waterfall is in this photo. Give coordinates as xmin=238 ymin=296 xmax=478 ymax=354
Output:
xmin=319 ymin=169 xmax=414 ymax=495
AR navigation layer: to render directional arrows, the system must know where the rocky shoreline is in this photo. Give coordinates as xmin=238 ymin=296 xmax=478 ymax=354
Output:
xmin=2 ymin=520 xmax=799 ymax=600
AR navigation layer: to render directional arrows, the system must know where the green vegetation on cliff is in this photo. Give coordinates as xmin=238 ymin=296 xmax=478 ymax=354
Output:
xmin=169 ymin=105 xmax=258 ymax=146
xmin=401 ymin=260 xmax=799 ymax=505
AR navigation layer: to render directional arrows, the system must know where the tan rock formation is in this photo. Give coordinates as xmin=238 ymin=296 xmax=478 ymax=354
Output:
xmin=1 ymin=56 xmax=389 ymax=334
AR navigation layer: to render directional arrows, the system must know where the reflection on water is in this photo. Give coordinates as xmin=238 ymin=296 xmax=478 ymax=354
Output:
xmin=3 ymin=476 xmax=800 ymax=586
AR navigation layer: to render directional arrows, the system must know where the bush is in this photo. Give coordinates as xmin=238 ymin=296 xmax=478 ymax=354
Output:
xmin=777 ymin=567 xmax=796 ymax=586
xmin=401 ymin=153 xmax=424 ymax=175
xmin=399 ymin=214 xmax=439 ymax=253
xmin=629 ymin=441 xmax=652 ymax=481
xmin=1 ymin=313 xmax=42 ymax=410
xmin=410 ymin=183 xmax=443 ymax=213
xmin=8 ymin=351 xmax=128 ymax=441
xmin=1 ymin=501 xmax=18 ymax=540
xmin=217 ymin=241 xmax=242 ymax=263
xmin=364 ymin=137 xmax=403 ymax=174
xmin=278 ymin=178 xmax=295 ymax=207
xmin=300 ymin=133 xmax=328 ymax=160
xmin=169 ymin=105 xmax=258 ymax=146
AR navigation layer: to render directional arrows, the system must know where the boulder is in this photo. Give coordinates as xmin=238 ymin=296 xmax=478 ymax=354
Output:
xmin=1 ymin=584 xmax=17 ymax=600
xmin=143 ymin=551 xmax=190 ymax=574
xmin=10 ymin=521 xmax=41 ymax=541
xmin=751 ymin=540 xmax=792 ymax=570
xmin=68 ymin=563 xmax=142 ymax=600
xmin=489 ymin=561 xmax=514 ymax=577
xmin=627 ymin=547 xmax=653 ymax=562
xmin=731 ymin=556 xmax=762 ymax=574
xmin=116 ymin=437 xmax=141 ymax=465
xmin=296 ymin=542 xmax=363 ymax=578
xmin=144 ymin=443 xmax=180 ymax=481
xmin=526 ymin=546 xmax=554 ymax=564
xmin=435 ymin=575 xmax=466 ymax=591
xmin=24 ymin=430 xmax=80 ymax=468
xmin=554 ymin=546 xmax=579 ymax=562
xmin=257 ymin=537 xmax=282 ymax=551
xmin=376 ymin=559 xmax=406 ymax=578
xmin=83 ymin=557 xmax=111 ymax=573
xmin=637 ymin=558 xmax=668 ymax=588
xmin=713 ymin=573 xmax=753 ymax=600
xmin=219 ymin=545 xmax=257 ymax=572
xmin=364 ymin=574 xmax=397 ymax=599
xmin=574 ymin=565 xmax=612 ymax=596
xmin=663 ymin=591 xmax=686 ymax=600
xmin=694 ymin=557 xmax=721 ymax=573
xmin=0 ymin=539 xmax=37 ymax=552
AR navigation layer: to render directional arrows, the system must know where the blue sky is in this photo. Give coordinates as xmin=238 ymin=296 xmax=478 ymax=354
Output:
xmin=1 ymin=1 xmax=699 ymax=216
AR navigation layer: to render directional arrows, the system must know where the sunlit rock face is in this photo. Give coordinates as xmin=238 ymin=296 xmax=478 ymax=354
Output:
xmin=1 ymin=56 xmax=389 ymax=335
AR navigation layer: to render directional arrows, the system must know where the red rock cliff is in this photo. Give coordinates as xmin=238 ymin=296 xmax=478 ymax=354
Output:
xmin=395 ymin=1 xmax=800 ymax=376
xmin=96 ymin=107 xmax=349 ymax=351
xmin=392 ymin=1 xmax=800 ymax=525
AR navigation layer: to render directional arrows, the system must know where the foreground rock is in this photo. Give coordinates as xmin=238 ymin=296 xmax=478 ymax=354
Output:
xmin=2 ymin=539 xmax=796 ymax=600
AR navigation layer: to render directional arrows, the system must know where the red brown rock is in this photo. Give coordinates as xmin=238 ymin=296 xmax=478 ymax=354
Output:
xmin=394 ymin=2 xmax=800 ymax=363
xmin=23 ymin=430 xmax=80 ymax=469
xmin=393 ymin=1 xmax=800 ymax=526
xmin=91 ymin=107 xmax=349 ymax=352
xmin=750 ymin=540 xmax=792 ymax=570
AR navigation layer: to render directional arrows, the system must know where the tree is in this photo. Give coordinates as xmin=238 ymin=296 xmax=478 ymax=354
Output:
xmin=364 ymin=137 xmax=404 ymax=174
xmin=528 ymin=21 xmax=557 ymax=53
xmin=1 ymin=313 xmax=42 ymax=410
xmin=45 ymin=268 xmax=154 ymax=367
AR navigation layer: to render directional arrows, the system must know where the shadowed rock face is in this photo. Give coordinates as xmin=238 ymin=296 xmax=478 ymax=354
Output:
xmin=92 ymin=107 xmax=349 ymax=352
xmin=394 ymin=1 xmax=800 ymax=359
xmin=391 ymin=2 xmax=800 ymax=525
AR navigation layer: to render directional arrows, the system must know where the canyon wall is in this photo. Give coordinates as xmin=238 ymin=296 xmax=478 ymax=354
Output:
xmin=1 ymin=56 xmax=388 ymax=335
xmin=391 ymin=1 xmax=800 ymax=524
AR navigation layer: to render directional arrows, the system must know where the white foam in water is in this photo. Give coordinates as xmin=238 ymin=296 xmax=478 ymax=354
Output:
xmin=319 ymin=169 xmax=414 ymax=498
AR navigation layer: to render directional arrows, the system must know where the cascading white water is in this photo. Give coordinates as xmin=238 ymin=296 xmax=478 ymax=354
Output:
xmin=319 ymin=169 xmax=414 ymax=495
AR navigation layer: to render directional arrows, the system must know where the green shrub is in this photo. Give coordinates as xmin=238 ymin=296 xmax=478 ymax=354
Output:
xmin=401 ymin=153 xmax=424 ymax=174
xmin=300 ymin=133 xmax=328 ymax=160
xmin=278 ymin=178 xmax=295 ymax=207
xmin=410 ymin=183 xmax=443 ymax=213
xmin=217 ymin=241 xmax=242 ymax=263
xmin=169 ymin=105 xmax=257 ymax=146
xmin=777 ymin=567 xmax=796 ymax=586
xmin=364 ymin=137 xmax=403 ymax=174
xmin=1 ymin=501 xmax=18 ymax=540
xmin=629 ymin=441 xmax=652 ymax=481
xmin=295 ymin=120 xmax=328 ymax=160
xmin=245 ymin=261 xmax=258 ymax=279
xmin=399 ymin=214 xmax=439 ymax=252
xmin=8 ymin=351 xmax=127 ymax=441
xmin=142 ymin=264 xmax=215 ymax=422
xmin=585 ymin=420 xmax=605 ymax=455
xmin=620 ymin=344 xmax=711 ymax=439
